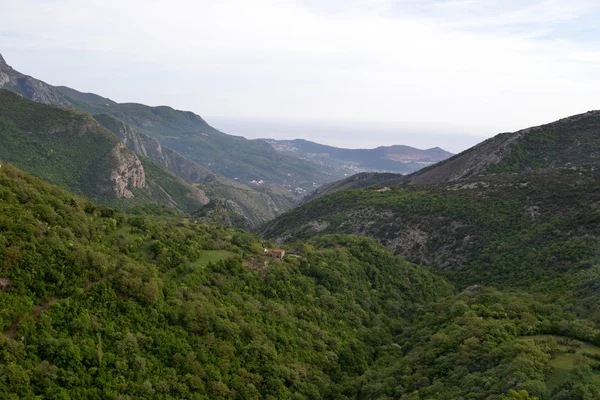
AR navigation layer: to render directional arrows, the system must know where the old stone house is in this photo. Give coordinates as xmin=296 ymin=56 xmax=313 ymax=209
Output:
xmin=264 ymin=249 xmax=285 ymax=259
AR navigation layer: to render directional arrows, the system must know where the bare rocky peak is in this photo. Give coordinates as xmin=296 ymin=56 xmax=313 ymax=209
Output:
xmin=0 ymin=53 xmax=6 ymax=68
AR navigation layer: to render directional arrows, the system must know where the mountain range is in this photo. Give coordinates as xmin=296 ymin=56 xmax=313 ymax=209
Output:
xmin=0 ymin=53 xmax=452 ymax=226
xmin=264 ymin=138 xmax=453 ymax=175
xmin=298 ymin=110 xmax=600 ymax=200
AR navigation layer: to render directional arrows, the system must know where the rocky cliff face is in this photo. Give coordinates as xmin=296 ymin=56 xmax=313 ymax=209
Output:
xmin=108 ymin=144 xmax=147 ymax=199
xmin=94 ymin=114 xmax=216 ymax=183
xmin=0 ymin=55 xmax=9 ymax=86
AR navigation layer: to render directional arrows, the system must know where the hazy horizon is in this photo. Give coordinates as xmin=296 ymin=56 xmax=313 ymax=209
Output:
xmin=2 ymin=0 xmax=600 ymax=152
xmin=207 ymin=116 xmax=483 ymax=153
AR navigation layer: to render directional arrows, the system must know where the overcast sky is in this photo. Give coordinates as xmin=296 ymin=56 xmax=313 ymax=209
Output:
xmin=2 ymin=0 xmax=600 ymax=152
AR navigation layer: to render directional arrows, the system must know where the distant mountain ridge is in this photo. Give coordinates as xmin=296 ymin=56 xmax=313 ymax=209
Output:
xmin=0 ymin=54 xmax=301 ymax=226
xmin=301 ymin=110 xmax=600 ymax=200
xmin=261 ymin=109 xmax=600 ymax=290
xmin=265 ymin=138 xmax=453 ymax=174
xmin=0 ymin=53 xmax=345 ymax=192
xmin=0 ymin=53 xmax=454 ymax=195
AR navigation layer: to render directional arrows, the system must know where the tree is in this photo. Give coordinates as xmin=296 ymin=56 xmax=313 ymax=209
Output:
xmin=500 ymin=389 xmax=540 ymax=400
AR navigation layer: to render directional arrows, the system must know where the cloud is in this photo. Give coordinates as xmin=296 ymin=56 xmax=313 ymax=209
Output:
xmin=1 ymin=0 xmax=600 ymax=140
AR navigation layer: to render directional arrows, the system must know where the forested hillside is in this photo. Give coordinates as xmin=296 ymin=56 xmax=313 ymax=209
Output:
xmin=4 ymin=51 xmax=600 ymax=399
xmin=0 ymin=164 xmax=448 ymax=398
xmin=2 ymin=163 xmax=598 ymax=398
xmin=0 ymin=89 xmax=209 ymax=212
xmin=262 ymin=166 xmax=600 ymax=291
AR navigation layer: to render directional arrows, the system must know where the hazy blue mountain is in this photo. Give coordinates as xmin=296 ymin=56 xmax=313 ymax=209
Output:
xmin=265 ymin=138 xmax=453 ymax=174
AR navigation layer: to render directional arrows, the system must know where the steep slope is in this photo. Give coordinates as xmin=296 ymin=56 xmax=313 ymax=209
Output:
xmin=0 ymin=89 xmax=207 ymax=211
xmin=0 ymin=54 xmax=348 ymax=192
xmin=103 ymin=109 xmax=339 ymax=192
xmin=303 ymin=110 xmax=600 ymax=200
xmin=0 ymin=54 xmax=75 ymax=106
xmin=196 ymin=177 xmax=297 ymax=229
xmin=262 ymin=164 xmax=600 ymax=292
xmin=266 ymin=138 xmax=453 ymax=174
xmin=404 ymin=110 xmax=600 ymax=185
xmin=94 ymin=114 xmax=297 ymax=227
xmin=93 ymin=113 xmax=216 ymax=184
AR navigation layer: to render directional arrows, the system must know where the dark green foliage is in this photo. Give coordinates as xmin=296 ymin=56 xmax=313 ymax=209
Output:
xmin=1 ymin=163 xmax=599 ymax=399
xmin=359 ymin=289 xmax=600 ymax=399
xmin=0 ymin=90 xmax=117 ymax=193
xmin=487 ymin=112 xmax=600 ymax=173
xmin=262 ymin=166 xmax=600 ymax=295
xmin=259 ymin=161 xmax=600 ymax=398
xmin=3 ymin=64 xmax=600 ymax=397
xmin=0 ymin=164 xmax=459 ymax=398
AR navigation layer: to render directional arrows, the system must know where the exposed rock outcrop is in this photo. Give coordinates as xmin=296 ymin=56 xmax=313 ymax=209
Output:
xmin=186 ymin=186 xmax=210 ymax=205
xmin=94 ymin=114 xmax=216 ymax=183
xmin=109 ymin=144 xmax=147 ymax=199
xmin=464 ymin=285 xmax=484 ymax=294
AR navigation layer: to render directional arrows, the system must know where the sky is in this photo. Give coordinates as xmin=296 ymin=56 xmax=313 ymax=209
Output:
xmin=2 ymin=0 xmax=600 ymax=152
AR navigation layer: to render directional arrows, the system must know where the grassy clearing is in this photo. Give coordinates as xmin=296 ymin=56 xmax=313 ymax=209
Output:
xmin=192 ymin=250 xmax=236 ymax=267
xmin=516 ymin=334 xmax=600 ymax=390
xmin=171 ymin=250 xmax=238 ymax=282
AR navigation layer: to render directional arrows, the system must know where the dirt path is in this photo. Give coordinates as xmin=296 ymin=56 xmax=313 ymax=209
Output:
xmin=4 ymin=275 xmax=110 ymax=340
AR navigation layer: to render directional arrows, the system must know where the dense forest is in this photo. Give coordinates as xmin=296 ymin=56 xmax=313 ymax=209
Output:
xmin=1 ymin=161 xmax=600 ymax=399
xmin=262 ymin=166 xmax=600 ymax=293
